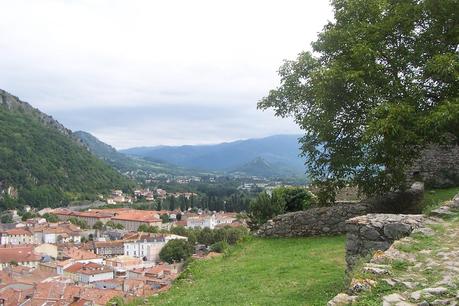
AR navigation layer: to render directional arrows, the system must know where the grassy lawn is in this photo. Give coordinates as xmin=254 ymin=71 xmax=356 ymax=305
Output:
xmin=422 ymin=186 xmax=459 ymax=214
xmin=145 ymin=236 xmax=346 ymax=306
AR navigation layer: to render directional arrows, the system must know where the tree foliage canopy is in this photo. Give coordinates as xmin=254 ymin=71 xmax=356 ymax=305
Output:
xmin=248 ymin=187 xmax=315 ymax=228
xmin=159 ymin=239 xmax=194 ymax=264
xmin=259 ymin=0 xmax=458 ymax=202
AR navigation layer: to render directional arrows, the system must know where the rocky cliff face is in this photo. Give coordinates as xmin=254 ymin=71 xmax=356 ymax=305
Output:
xmin=0 ymin=89 xmax=82 ymax=144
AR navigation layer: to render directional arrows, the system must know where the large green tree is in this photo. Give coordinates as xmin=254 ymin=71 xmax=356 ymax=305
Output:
xmin=248 ymin=192 xmax=286 ymax=229
xmin=159 ymin=239 xmax=194 ymax=264
xmin=259 ymin=0 xmax=458 ymax=202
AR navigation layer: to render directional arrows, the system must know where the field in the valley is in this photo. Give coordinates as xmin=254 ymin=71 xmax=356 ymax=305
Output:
xmin=146 ymin=236 xmax=346 ymax=306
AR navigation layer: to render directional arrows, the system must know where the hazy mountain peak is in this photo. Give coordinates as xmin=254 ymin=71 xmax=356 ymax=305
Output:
xmin=120 ymin=134 xmax=306 ymax=178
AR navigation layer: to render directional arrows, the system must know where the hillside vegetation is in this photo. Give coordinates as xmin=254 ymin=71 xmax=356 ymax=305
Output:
xmin=145 ymin=236 xmax=345 ymax=306
xmin=0 ymin=90 xmax=132 ymax=209
xmin=422 ymin=186 xmax=459 ymax=213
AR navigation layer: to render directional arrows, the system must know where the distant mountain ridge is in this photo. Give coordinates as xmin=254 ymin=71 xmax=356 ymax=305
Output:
xmin=0 ymin=89 xmax=132 ymax=208
xmin=73 ymin=131 xmax=131 ymax=167
xmin=121 ymin=135 xmax=307 ymax=178
xmin=73 ymin=131 xmax=204 ymax=176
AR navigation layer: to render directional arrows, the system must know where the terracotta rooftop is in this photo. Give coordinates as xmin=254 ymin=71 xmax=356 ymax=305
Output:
xmin=111 ymin=211 xmax=161 ymax=223
xmin=32 ymin=282 xmax=68 ymax=300
xmin=64 ymin=262 xmax=87 ymax=274
xmin=52 ymin=209 xmax=112 ymax=219
xmin=64 ymin=262 xmax=112 ymax=275
xmin=0 ymin=246 xmax=41 ymax=263
xmin=174 ymin=220 xmax=187 ymax=227
xmin=92 ymin=240 xmax=124 ymax=248
xmin=64 ymin=287 xmax=122 ymax=305
xmin=3 ymin=228 xmax=32 ymax=236
xmin=61 ymin=247 xmax=99 ymax=260
xmin=122 ymin=232 xmax=161 ymax=241
xmin=0 ymin=284 xmax=34 ymax=306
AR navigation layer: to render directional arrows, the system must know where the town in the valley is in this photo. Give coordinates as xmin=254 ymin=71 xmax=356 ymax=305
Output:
xmin=0 ymin=187 xmax=248 ymax=305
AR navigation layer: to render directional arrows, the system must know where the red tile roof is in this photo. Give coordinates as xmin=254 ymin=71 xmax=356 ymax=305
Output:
xmin=61 ymin=246 xmax=99 ymax=260
xmin=0 ymin=285 xmax=34 ymax=306
xmin=64 ymin=262 xmax=112 ymax=275
xmin=111 ymin=211 xmax=161 ymax=223
xmin=64 ymin=287 xmax=122 ymax=305
xmin=3 ymin=228 xmax=32 ymax=236
xmin=0 ymin=246 xmax=41 ymax=263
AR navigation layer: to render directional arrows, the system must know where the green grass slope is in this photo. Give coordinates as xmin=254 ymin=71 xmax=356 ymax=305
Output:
xmin=147 ymin=236 xmax=346 ymax=306
xmin=0 ymin=90 xmax=132 ymax=209
xmin=422 ymin=186 xmax=459 ymax=213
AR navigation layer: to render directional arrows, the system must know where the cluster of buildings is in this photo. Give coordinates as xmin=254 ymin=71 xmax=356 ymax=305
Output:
xmin=186 ymin=213 xmax=238 ymax=230
xmin=105 ymin=190 xmax=133 ymax=205
xmin=133 ymin=188 xmax=197 ymax=201
xmin=0 ymin=217 xmax=84 ymax=245
xmin=0 ymin=246 xmax=182 ymax=305
xmin=51 ymin=208 xmax=166 ymax=231
xmin=0 ymin=206 xmax=240 ymax=305
xmin=237 ymin=181 xmax=286 ymax=193
xmin=143 ymin=175 xmax=202 ymax=185
xmin=0 ymin=223 xmax=186 ymax=305
xmin=106 ymin=188 xmax=198 ymax=204
xmin=50 ymin=207 xmax=237 ymax=232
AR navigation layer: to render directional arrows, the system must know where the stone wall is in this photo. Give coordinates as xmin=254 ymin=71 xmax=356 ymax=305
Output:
xmin=256 ymin=202 xmax=372 ymax=237
xmin=256 ymin=182 xmax=424 ymax=238
xmin=328 ymin=195 xmax=459 ymax=306
xmin=345 ymin=214 xmax=425 ymax=272
xmin=406 ymin=143 xmax=459 ymax=188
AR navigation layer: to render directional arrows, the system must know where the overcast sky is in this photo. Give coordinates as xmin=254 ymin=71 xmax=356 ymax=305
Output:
xmin=0 ymin=0 xmax=333 ymax=149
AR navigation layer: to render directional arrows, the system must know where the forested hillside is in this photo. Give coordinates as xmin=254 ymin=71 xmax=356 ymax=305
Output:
xmin=0 ymin=90 xmax=132 ymax=209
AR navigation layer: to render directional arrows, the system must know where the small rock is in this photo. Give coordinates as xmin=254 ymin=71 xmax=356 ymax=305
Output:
xmin=395 ymin=302 xmax=416 ymax=306
xmin=411 ymin=290 xmax=422 ymax=301
xmin=401 ymin=281 xmax=416 ymax=289
xmin=364 ymin=266 xmax=389 ymax=275
xmin=383 ymin=293 xmax=405 ymax=303
xmin=327 ymin=293 xmax=358 ymax=306
xmin=423 ymin=287 xmax=448 ymax=295
xmin=412 ymin=227 xmax=434 ymax=236
xmin=435 ymin=274 xmax=454 ymax=287
xmin=350 ymin=278 xmax=376 ymax=293
xmin=382 ymin=278 xmax=398 ymax=287
xmin=451 ymin=193 xmax=459 ymax=208
xmin=430 ymin=207 xmax=455 ymax=218
xmin=372 ymin=249 xmax=387 ymax=262
xmin=384 ymin=223 xmax=412 ymax=239
xmin=431 ymin=299 xmax=456 ymax=305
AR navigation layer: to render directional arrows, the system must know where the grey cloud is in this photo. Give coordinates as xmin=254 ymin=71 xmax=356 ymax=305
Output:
xmin=51 ymin=103 xmax=300 ymax=149
xmin=0 ymin=0 xmax=332 ymax=147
